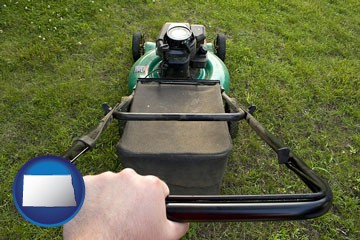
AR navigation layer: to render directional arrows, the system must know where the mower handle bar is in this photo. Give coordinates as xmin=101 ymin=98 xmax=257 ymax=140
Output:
xmin=112 ymin=112 xmax=245 ymax=121
xmin=163 ymin=93 xmax=332 ymax=221
xmin=63 ymin=91 xmax=332 ymax=221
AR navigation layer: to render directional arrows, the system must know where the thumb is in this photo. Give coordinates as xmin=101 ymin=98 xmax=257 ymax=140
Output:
xmin=165 ymin=220 xmax=190 ymax=240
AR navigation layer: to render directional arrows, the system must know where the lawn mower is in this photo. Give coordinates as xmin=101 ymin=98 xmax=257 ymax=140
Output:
xmin=63 ymin=23 xmax=332 ymax=221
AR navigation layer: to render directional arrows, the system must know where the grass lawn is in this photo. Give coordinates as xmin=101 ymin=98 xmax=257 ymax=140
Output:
xmin=1 ymin=0 xmax=359 ymax=239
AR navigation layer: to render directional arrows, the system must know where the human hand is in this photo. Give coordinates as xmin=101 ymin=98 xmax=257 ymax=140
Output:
xmin=63 ymin=168 xmax=189 ymax=240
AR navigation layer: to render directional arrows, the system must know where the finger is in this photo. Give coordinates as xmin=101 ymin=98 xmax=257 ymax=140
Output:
xmin=144 ymin=175 xmax=170 ymax=197
xmin=166 ymin=221 xmax=190 ymax=239
xmin=159 ymin=178 xmax=170 ymax=197
xmin=119 ymin=168 xmax=138 ymax=176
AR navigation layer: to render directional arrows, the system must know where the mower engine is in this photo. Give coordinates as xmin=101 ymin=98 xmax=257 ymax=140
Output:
xmin=156 ymin=23 xmax=208 ymax=78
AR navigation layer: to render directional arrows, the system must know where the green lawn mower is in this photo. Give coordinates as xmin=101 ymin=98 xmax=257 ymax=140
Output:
xmin=63 ymin=22 xmax=332 ymax=222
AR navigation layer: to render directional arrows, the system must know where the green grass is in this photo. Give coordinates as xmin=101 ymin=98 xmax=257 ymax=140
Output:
xmin=1 ymin=0 xmax=359 ymax=239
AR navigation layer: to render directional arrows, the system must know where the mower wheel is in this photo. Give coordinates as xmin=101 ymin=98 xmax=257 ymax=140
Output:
xmin=214 ymin=34 xmax=226 ymax=62
xmin=132 ymin=32 xmax=144 ymax=62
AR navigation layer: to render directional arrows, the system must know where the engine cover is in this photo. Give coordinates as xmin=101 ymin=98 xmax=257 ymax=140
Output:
xmin=156 ymin=23 xmax=208 ymax=78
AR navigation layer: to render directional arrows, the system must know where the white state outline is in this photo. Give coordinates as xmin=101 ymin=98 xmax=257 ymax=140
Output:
xmin=22 ymin=175 xmax=77 ymax=207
